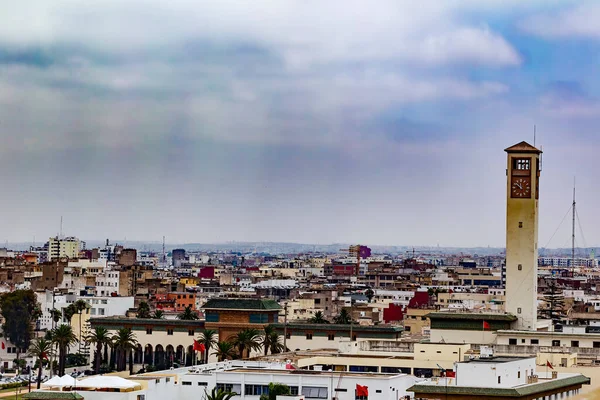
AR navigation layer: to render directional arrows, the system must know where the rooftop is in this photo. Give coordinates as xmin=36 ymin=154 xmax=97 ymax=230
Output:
xmin=427 ymin=312 xmax=517 ymax=321
xmin=271 ymin=323 xmax=403 ymax=332
xmin=409 ymin=374 xmax=589 ymax=397
xmin=504 ymin=141 xmax=542 ymax=154
xmin=202 ymin=298 xmax=281 ymax=310
xmin=462 ymin=356 xmax=532 ymax=364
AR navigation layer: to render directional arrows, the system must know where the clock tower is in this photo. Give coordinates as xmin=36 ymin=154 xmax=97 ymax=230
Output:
xmin=505 ymin=141 xmax=542 ymax=331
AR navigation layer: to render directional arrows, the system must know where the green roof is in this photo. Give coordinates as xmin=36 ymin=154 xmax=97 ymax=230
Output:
xmin=202 ymin=298 xmax=281 ymax=310
xmin=427 ymin=312 xmax=517 ymax=321
xmin=271 ymin=323 xmax=403 ymax=333
xmin=89 ymin=316 xmax=205 ymax=327
xmin=409 ymin=375 xmax=590 ymax=397
xmin=22 ymin=392 xmax=84 ymax=400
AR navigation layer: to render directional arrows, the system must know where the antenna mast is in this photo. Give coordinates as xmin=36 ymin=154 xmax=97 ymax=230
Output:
xmin=533 ymin=124 xmax=536 ymax=147
xmin=572 ymin=178 xmax=576 ymax=272
xmin=162 ymin=236 xmax=166 ymax=267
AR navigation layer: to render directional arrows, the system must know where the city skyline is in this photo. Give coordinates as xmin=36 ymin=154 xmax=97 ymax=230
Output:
xmin=2 ymin=1 xmax=600 ymax=246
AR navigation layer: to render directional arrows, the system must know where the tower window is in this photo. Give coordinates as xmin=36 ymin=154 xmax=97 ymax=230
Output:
xmin=513 ymin=158 xmax=531 ymax=170
xmin=519 ymin=222 xmax=523 ymax=228
xmin=517 ymin=308 xmax=522 ymax=314
xmin=518 ymin=264 xmax=522 ymax=271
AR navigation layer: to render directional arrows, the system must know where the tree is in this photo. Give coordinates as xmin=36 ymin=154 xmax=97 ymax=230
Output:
xmin=259 ymin=383 xmax=290 ymax=400
xmin=63 ymin=304 xmax=78 ymax=325
xmin=50 ymin=309 xmax=62 ymax=327
xmin=198 ymin=329 xmax=218 ymax=363
xmin=231 ymin=328 xmax=262 ymax=359
xmin=112 ymin=328 xmax=138 ymax=374
xmin=0 ymin=290 xmax=42 ymax=359
xmin=28 ymin=338 xmax=53 ymax=389
xmin=205 ymin=387 xmax=237 ymax=400
xmin=177 ymin=305 xmax=199 ymax=320
xmin=213 ymin=341 xmax=236 ymax=362
xmin=74 ymin=299 xmax=89 ymax=353
xmin=153 ymin=310 xmax=164 ymax=319
xmin=333 ymin=309 xmax=352 ymax=324
xmin=260 ymin=326 xmax=283 ymax=356
xmin=136 ymin=302 xmax=151 ymax=319
xmin=365 ymin=288 xmax=375 ymax=303
xmin=308 ymin=311 xmax=329 ymax=324
xmin=52 ymin=325 xmax=77 ymax=376
xmin=86 ymin=326 xmax=112 ymax=374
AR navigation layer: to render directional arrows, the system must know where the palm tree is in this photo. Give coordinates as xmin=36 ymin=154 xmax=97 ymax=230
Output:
xmin=213 ymin=341 xmax=236 ymax=362
xmin=261 ymin=326 xmax=275 ymax=356
xmin=231 ymin=328 xmax=262 ymax=359
xmin=28 ymin=338 xmax=53 ymax=389
xmin=177 ymin=305 xmax=198 ymax=320
xmin=112 ymin=328 xmax=138 ymax=374
xmin=74 ymin=299 xmax=89 ymax=353
xmin=153 ymin=310 xmax=164 ymax=319
xmin=136 ymin=301 xmax=151 ymax=318
xmin=333 ymin=309 xmax=352 ymax=324
xmin=205 ymin=387 xmax=237 ymax=400
xmin=52 ymin=325 xmax=77 ymax=376
xmin=86 ymin=326 xmax=112 ymax=374
xmin=197 ymin=329 xmax=218 ymax=363
xmin=63 ymin=304 xmax=78 ymax=326
xmin=308 ymin=311 xmax=329 ymax=324
xmin=50 ymin=309 xmax=62 ymax=328
xmin=268 ymin=331 xmax=284 ymax=355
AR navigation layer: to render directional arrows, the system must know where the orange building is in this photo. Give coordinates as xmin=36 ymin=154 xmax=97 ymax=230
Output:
xmin=168 ymin=292 xmax=196 ymax=312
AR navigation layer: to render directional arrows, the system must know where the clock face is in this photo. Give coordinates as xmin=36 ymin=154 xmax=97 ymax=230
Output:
xmin=511 ymin=177 xmax=531 ymax=198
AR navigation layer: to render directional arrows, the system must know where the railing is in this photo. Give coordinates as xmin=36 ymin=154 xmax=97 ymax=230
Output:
xmin=493 ymin=344 xmax=600 ymax=358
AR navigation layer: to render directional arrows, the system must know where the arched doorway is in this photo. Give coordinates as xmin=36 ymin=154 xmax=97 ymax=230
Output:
xmin=155 ymin=344 xmax=166 ymax=369
xmin=186 ymin=345 xmax=195 ymax=366
xmin=134 ymin=344 xmax=143 ymax=364
xmin=144 ymin=344 xmax=153 ymax=366
xmin=176 ymin=345 xmax=185 ymax=365
xmin=166 ymin=345 xmax=175 ymax=367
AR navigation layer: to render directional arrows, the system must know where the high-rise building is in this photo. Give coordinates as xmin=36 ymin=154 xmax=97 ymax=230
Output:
xmin=504 ymin=141 xmax=542 ymax=331
xmin=48 ymin=236 xmax=81 ymax=260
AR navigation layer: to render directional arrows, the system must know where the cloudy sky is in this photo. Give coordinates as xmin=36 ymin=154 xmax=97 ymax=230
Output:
xmin=1 ymin=0 xmax=599 ymax=248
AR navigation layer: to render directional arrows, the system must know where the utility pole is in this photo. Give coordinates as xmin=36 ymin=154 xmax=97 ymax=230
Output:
xmin=283 ymin=302 xmax=288 ymax=352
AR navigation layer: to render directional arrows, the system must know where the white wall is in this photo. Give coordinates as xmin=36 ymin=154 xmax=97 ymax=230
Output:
xmin=455 ymin=358 xmax=535 ymax=388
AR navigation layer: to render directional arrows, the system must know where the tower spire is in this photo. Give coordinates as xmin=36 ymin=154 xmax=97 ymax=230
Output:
xmin=572 ymin=178 xmax=576 ymax=271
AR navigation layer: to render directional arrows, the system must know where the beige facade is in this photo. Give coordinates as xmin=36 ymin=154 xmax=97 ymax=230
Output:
xmin=437 ymin=292 xmax=505 ymax=312
xmin=504 ymin=142 xmax=541 ymax=331
xmin=403 ymin=308 xmax=431 ymax=334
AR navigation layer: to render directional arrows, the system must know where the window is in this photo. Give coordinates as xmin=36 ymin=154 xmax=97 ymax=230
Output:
xmin=594 ymin=342 xmax=600 ymax=348
xmin=188 ymin=329 xmax=195 ymax=336
xmin=518 ymin=371 xmax=521 ymax=379
xmin=315 ymin=299 xmax=321 ymax=305
xmin=206 ymin=313 xmax=220 ymax=322
xmin=167 ymin=329 xmax=174 ymax=336
xmin=328 ymin=334 xmax=335 ymax=341
xmin=249 ymin=314 xmax=269 ymax=323
xmin=289 ymin=386 xmax=299 ymax=396
xmin=198 ymin=382 xmax=208 ymax=386
xmin=509 ymin=338 xmax=517 ymax=345
xmin=302 ymin=387 xmax=328 ymax=399
xmin=552 ymin=340 xmax=561 ymax=347
xmin=137 ymin=396 xmax=145 ymax=400
xmin=182 ymin=382 xmax=192 ymax=386
xmin=531 ymin=339 xmax=539 ymax=345
xmin=498 ymin=376 xmax=501 ymax=384
xmin=146 ymin=328 xmax=153 ymax=335
xmin=521 ymin=339 xmax=526 ymax=343
xmin=513 ymin=158 xmax=531 ymax=170
xmin=245 ymin=385 xmax=270 ymax=395
xmin=334 ymin=389 xmax=347 ymax=393
xmin=571 ymin=341 xmax=579 ymax=348
xmin=216 ymin=384 xmax=239 ymax=393
xmin=518 ymin=264 xmax=522 ymax=271
xmin=376 ymin=390 xmax=382 ymax=394
xmin=306 ymin=333 xmax=313 ymax=340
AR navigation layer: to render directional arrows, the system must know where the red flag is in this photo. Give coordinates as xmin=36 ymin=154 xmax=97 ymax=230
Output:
xmin=546 ymin=361 xmax=554 ymax=370
xmin=483 ymin=321 xmax=491 ymax=330
xmin=1 ymin=342 xmax=4 ymax=350
xmin=285 ymin=362 xmax=296 ymax=370
xmin=198 ymin=343 xmax=206 ymax=353
xmin=446 ymin=370 xmax=456 ymax=378
xmin=41 ymin=351 xmax=48 ymax=360
xmin=356 ymin=384 xmax=368 ymax=397
xmin=193 ymin=339 xmax=203 ymax=352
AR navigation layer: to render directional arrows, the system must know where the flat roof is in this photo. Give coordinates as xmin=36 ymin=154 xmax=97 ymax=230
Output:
xmin=220 ymin=368 xmax=404 ymax=378
xmin=427 ymin=312 xmax=517 ymax=321
xmin=409 ymin=374 xmax=589 ymax=397
xmin=462 ymin=356 xmax=532 ymax=364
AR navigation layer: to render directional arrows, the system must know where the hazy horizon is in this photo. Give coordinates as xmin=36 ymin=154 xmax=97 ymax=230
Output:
xmin=2 ymin=1 xmax=599 ymax=248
